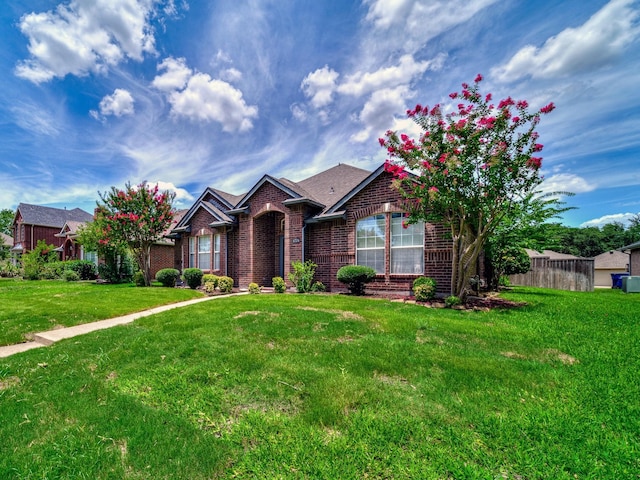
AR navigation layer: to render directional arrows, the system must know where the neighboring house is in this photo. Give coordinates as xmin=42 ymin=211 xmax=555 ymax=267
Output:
xmin=55 ymin=220 xmax=96 ymax=263
xmin=149 ymin=209 xmax=188 ymax=278
xmin=510 ymin=249 xmax=594 ymax=291
xmin=171 ymin=163 xmax=453 ymax=293
xmin=621 ymin=240 xmax=640 ymax=276
xmin=11 ymin=203 xmax=94 ymax=258
xmin=592 ymin=250 xmax=629 ymax=287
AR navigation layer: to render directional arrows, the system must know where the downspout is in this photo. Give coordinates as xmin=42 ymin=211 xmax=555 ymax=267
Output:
xmin=301 ymin=222 xmax=306 ymax=263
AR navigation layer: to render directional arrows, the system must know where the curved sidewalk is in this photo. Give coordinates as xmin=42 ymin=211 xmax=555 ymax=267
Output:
xmin=0 ymin=292 xmax=247 ymax=359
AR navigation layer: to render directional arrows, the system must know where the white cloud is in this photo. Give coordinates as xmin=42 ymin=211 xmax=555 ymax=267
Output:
xmin=492 ymin=0 xmax=640 ymax=82
xmin=351 ymin=86 xmax=410 ymax=143
xmin=580 ymin=212 xmax=640 ymax=228
xmin=301 ymin=65 xmax=339 ymax=109
xmin=338 ymin=54 xmax=434 ymax=97
xmin=95 ymin=88 xmax=135 ymax=117
xmin=151 ymin=57 xmax=192 ymax=92
xmin=220 ymin=68 xmax=242 ymax=83
xmin=538 ymin=173 xmax=596 ymax=196
xmin=152 ymin=181 xmax=194 ymax=203
xmin=15 ymin=0 xmax=159 ymax=83
xmin=168 ymin=73 xmax=258 ymax=132
xmin=290 ymin=104 xmax=307 ymax=122
xmin=364 ymin=0 xmax=497 ymax=53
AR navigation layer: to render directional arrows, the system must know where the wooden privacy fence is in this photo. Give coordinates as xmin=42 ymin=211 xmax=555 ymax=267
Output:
xmin=510 ymin=257 xmax=594 ymax=292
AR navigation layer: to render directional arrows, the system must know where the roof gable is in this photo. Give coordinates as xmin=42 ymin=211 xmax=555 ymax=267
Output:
xmin=233 ymin=175 xmax=304 ymax=210
xmin=298 ymin=163 xmax=372 ymax=212
xmin=593 ymin=250 xmax=629 ymax=269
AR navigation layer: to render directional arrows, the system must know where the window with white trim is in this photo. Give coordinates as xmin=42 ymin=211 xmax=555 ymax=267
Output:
xmin=356 ymin=214 xmax=386 ymax=273
xmin=391 ymin=213 xmax=424 ymax=274
xmin=213 ymin=234 xmax=221 ymax=271
xmin=198 ymin=236 xmax=211 ymax=271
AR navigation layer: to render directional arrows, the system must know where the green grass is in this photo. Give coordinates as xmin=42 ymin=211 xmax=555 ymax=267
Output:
xmin=1 ymin=287 xmax=639 ymax=478
xmin=0 ymin=279 xmax=204 ymax=346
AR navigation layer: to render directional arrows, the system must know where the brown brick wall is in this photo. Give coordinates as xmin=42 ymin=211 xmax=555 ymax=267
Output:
xmin=150 ymin=244 xmax=176 ymax=278
xmin=178 ymin=206 xmax=228 ymax=275
xmin=307 ymin=171 xmax=453 ymax=294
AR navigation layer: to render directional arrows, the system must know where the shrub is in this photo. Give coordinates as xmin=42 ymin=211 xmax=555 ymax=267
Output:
xmin=248 ymin=282 xmax=261 ymax=294
xmin=21 ymin=240 xmax=58 ymax=280
xmin=156 ymin=268 xmax=180 ymax=287
xmin=65 ymin=260 xmax=97 ymax=280
xmin=288 ymin=260 xmax=317 ymax=293
xmin=63 ymin=270 xmax=80 ymax=282
xmin=41 ymin=261 xmax=66 ymax=279
xmin=203 ymin=281 xmax=217 ymax=294
xmin=412 ymin=276 xmax=437 ymax=301
xmin=218 ymin=276 xmax=233 ymax=293
xmin=311 ymin=281 xmax=326 ymax=292
xmin=202 ymin=274 xmax=219 ymax=288
xmin=0 ymin=261 xmax=19 ymax=278
xmin=183 ymin=268 xmax=203 ymax=289
xmin=336 ymin=265 xmax=376 ymax=295
xmin=133 ymin=271 xmax=146 ymax=287
xmin=272 ymin=276 xmax=286 ymax=293
xmin=445 ymin=295 xmax=462 ymax=308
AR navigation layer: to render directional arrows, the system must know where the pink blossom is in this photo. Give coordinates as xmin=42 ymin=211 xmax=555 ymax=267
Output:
xmin=516 ymin=100 xmax=528 ymax=109
xmin=540 ymin=102 xmax=555 ymax=114
xmin=533 ymin=143 xmax=544 ymax=152
xmin=401 ymin=133 xmax=410 ymax=142
xmin=512 ymin=116 xmax=520 ymax=123
xmin=485 ymin=93 xmax=492 ymax=102
xmin=449 ymin=92 xmax=458 ymax=99
xmin=475 ymin=74 xmax=483 ymax=83
xmin=526 ymin=157 xmax=542 ymax=170
xmin=498 ymin=97 xmax=515 ymax=109
xmin=429 ymin=186 xmax=439 ymax=193
xmin=378 ymin=138 xmax=386 ymax=146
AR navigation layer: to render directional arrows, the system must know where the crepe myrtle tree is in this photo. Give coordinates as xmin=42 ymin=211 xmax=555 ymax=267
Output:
xmin=380 ymin=74 xmax=555 ymax=300
xmin=97 ymin=182 xmax=175 ymax=286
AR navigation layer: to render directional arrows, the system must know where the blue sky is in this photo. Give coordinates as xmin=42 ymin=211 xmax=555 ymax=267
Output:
xmin=1 ymin=0 xmax=639 ymax=227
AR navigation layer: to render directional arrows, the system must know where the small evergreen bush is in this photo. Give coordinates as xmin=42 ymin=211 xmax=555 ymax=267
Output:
xmin=133 ymin=271 xmax=145 ymax=287
xmin=63 ymin=270 xmax=80 ymax=282
xmin=65 ymin=260 xmax=97 ymax=280
xmin=311 ymin=281 xmax=326 ymax=292
xmin=218 ymin=276 xmax=233 ymax=293
xmin=156 ymin=268 xmax=180 ymax=287
xmin=202 ymin=274 xmax=219 ymax=288
xmin=336 ymin=265 xmax=376 ymax=295
xmin=248 ymin=282 xmax=261 ymax=294
xmin=203 ymin=281 xmax=216 ymax=294
xmin=412 ymin=276 xmax=437 ymax=301
xmin=445 ymin=295 xmax=462 ymax=308
xmin=183 ymin=268 xmax=203 ymax=289
xmin=272 ymin=276 xmax=286 ymax=293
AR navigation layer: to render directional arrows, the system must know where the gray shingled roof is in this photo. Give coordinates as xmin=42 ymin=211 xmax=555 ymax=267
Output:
xmin=525 ymin=249 xmax=582 ymax=260
xmin=297 ymin=163 xmax=372 ymax=212
xmin=210 ymin=188 xmax=244 ymax=208
xmin=16 ymin=203 xmax=93 ymax=228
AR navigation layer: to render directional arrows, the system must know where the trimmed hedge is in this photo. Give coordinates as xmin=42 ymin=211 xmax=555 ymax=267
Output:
xmin=336 ymin=265 xmax=376 ymax=295
xmin=412 ymin=276 xmax=437 ymax=301
xmin=183 ymin=268 xmax=203 ymax=289
xmin=156 ymin=268 xmax=180 ymax=287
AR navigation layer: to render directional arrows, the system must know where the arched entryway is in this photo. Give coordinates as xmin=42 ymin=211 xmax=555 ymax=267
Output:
xmin=252 ymin=211 xmax=285 ymax=286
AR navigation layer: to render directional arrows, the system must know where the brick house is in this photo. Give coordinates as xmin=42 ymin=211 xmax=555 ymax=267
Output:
xmin=55 ymin=220 xmax=96 ymax=262
xmin=149 ymin=209 xmax=188 ymax=278
xmin=11 ymin=203 xmax=93 ymax=259
xmin=171 ymin=163 xmax=453 ymax=293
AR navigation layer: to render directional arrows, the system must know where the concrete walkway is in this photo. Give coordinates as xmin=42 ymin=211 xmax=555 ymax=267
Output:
xmin=0 ymin=292 xmax=247 ymax=359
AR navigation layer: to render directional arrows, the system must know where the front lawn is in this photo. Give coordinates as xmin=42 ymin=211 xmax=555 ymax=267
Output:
xmin=0 ymin=279 xmax=203 ymax=346
xmin=0 ymin=288 xmax=638 ymax=478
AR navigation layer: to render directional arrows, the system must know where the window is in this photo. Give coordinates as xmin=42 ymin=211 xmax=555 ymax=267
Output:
xmin=213 ymin=234 xmax=221 ymax=271
xmin=356 ymin=214 xmax=385 ymax=273
xmin=391 ymin=213 xmax=424 ymax=274
xmin=83 ymin=249 xmax=98 ymax=266
xmin=198 ymin=236 xmax=211 ymax=271
xmin=188 ymin=237 xmax=196 ymax=268
xmin=356 ymin=213 xmax=424 ymax=275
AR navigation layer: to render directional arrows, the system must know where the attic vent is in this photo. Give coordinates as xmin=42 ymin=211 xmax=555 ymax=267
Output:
xmin=329 ymin=187 xmax=335 ymax=194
